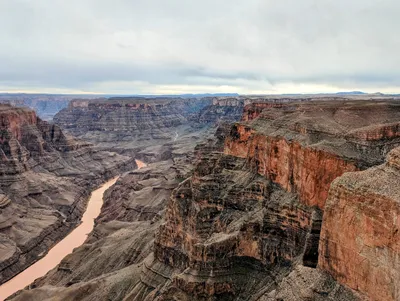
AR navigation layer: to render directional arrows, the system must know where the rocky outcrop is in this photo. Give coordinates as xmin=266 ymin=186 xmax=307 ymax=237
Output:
xmin=241 ymin=103 xmax=285 ymax=122
xmin=0 ymin=104 xmax=135 ymax=285
xmin=261 ymin=265 xmax=362 ymax=301
xmin=225 ymin=101 xmax=400 ymax=208
xmin=319 ymin=147 xmax=400 ymax=301
xmin=53 ymin=97 xmax=211 ymax=151
xmin=153 ymin=152 xmax=323 ymax=300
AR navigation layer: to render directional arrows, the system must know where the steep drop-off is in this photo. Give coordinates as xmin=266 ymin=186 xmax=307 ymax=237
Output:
xmin=225 ymin=100 xmax=400 ymax=208
xmin=0 ymin=105 xmax=135 ymax=285
xmin=319 ymin=147 xmax=400 ymax=301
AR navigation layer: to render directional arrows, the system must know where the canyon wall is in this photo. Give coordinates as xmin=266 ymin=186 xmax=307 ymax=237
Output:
xmin=0 ymin=104 xmax=135 ymax=284
xmin=154 ymin=152 xmax=324 ymax=300
xmin=319 ymin=147 xmax=400 ymax=301
xmin=0 ymin=94 xmax=101 ymax=120
xmin=225 ymin=101 xmax=400 ymax=208
xmin=53 ymin=97 xmax=245 ymax=158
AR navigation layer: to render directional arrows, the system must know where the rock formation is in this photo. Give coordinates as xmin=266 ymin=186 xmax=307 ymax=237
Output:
xmin=319 ymin=147 xmax=400 ymax=301
xmin=53 ymin=97 xmax=245 ymax=159
xmin=8 ymin=159 xmax=182 ymax=301
xmin=7 ymin=97 xmax=400 ymax=301
xmin=0 ymin=104 xmax=135 ymax=285
xmin=0 ymin=94 xmax=100 ymax=120
xmin=225 ymin=100 xmax=400 ymax=208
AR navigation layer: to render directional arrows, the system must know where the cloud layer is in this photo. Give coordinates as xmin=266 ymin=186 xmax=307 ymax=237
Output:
xmin=1 ymin=0 xmax=400 ymax=94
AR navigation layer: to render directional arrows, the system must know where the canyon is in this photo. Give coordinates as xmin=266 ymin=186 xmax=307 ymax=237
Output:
xmin=0 ymin=104 xmax=135 ymax=288
xmin=0 ymin=94 xmax=100 ymax=121
xmin=53 ymin=97 xmax=245 ymax=161
xmin=0 ymin=175 xmax=119 ymax=298
xmin=1 ymin=96 xmax=400 ymax=301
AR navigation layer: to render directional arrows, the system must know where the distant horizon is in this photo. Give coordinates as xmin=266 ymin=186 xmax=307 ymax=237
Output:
xmin=0 ymin=90 xmax=399 ymax=97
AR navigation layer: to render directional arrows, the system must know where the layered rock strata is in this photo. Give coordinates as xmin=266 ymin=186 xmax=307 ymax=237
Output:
xmin=8 ymin=160 xmax=181 ymax=301
xmin=0 ymin=105 xmax=135 ymax=284
xmin=319 ymin=147 xmax=400 ymax=301
xmin=225 ymin=100 xmax=400 ymax=208
xmin=9 ymin=99 xmax=400 ymax=301
xmin=154 ymin=152 xmax=325 ymax=300
xmin=53 ymin=97 xmax=246 ymax=159
xmin=0 ymin=94 xmax=100 ymax=120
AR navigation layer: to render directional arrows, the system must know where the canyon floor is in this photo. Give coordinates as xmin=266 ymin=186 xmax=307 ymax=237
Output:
xmin=1 ymin=96 xmax=400 ymax=301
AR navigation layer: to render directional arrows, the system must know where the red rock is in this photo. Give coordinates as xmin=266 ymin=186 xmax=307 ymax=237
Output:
xmin=225 ymin=101 xmax=400 ymax=208
xmin=319 ymin=147 xmax=400 ymax=301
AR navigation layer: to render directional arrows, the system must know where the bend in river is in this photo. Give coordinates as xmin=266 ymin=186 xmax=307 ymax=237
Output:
xmin=0 ymin=160 xmax=146 ymax=300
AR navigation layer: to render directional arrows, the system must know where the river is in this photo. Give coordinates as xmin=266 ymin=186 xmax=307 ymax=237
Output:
xmin=0 ymin=159 xmax=146 ymax=300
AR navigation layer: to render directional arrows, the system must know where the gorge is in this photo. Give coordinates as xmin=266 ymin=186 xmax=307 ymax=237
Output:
xmin=0 ymin=95 xmax=400 ymax=301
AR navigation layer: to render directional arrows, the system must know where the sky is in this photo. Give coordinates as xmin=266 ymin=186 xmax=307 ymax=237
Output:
xmin=1 ymin=0 xmax=400 ymax=95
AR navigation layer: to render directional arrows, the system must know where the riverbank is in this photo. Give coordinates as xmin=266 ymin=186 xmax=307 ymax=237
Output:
xmin=0 ymin=160 xmax=146 ymax=300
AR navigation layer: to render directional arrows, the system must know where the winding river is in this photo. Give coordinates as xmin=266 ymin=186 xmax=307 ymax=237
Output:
xmin=0 ymin=159 xmax=146 ymax=300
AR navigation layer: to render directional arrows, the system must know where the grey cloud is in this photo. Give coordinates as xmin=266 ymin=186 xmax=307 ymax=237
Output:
xmin=1 ymin=0 xmax=400 ymax=94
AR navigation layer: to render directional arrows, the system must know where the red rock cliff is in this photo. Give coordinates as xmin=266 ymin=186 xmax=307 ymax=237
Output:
xmin=225 ymin=123 xmax=358 ymax=208
xmin=0 ymin=105 xmax=37 ymax=142
xmin=319 ymin=147 xmax=400 ymax=301
xmin=225 ymin=101 xmax=400 ymax=209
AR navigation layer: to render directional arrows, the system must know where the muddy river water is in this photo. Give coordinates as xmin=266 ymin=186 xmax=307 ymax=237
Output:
xmin=0 ymin=160 xmax=146 ymax=300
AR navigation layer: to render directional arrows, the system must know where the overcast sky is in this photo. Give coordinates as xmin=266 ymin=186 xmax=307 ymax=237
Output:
xmin=1 ymin=0 xmax=400 ymax=95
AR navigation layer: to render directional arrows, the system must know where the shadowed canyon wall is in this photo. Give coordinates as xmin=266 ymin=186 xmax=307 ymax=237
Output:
xmin=0 ymin=104 xmax=135 ymax=285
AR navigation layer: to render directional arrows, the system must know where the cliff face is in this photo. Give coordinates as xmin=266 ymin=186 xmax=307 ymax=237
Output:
xmin=195 ymin=98 xmax=245 ymax=123
xmin=0 ymin=105 xmax=135 ymax=284
xmin=154 ymin=152 xmax=324 ymax=299
xmin=319 ymin=147 xmax=400 ymax=301
xmin=0 ymin=94 xmax=100 ymax=120
xmin=54 ymin=97 xmax=209 ymax=142
xmin=225 ymin=101 xmax=400 ymax=208
xmin=8 ymin=161 xmax=186 ymax=301
xmin=53 ymin=97 xmax=245 ymax=158
xmin=241 ymin=103 xmax=285 ymax=122
xmin=57 ymin=97 xmax=205 ymax=134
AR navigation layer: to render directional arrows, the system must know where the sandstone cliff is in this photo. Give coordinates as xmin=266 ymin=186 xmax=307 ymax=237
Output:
xmin=0 ymin=105 xmax=135 ymax=285
xmin=225 ymin=101 xmax=400 ymax=208
xmin=319 ymin=147 xmax=400 ymax=301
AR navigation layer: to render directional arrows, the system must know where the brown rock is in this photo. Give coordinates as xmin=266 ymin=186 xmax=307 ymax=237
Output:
xmin=0 ymin=104 xmax=135 ymax=284
xmin=319 ymin=147 xmax=400 ymax=301
xmin=225 ymin=100 xmax=400 ymax=208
